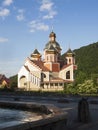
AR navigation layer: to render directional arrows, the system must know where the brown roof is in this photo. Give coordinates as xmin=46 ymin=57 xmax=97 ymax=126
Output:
xmin=24 ymin=65 xmax=30 ymax=72
xmin=42 ymin=77 xmax=65 ymax=83
xmin=61 ymin=64 xmax=71 ymax=70
xmin=26 ymin=58 xmax=49 ymax=71
xmin=32 ymin=60 xmax=49 ymax=71
xmin=41 ymin=77 xmax=73 ymax=83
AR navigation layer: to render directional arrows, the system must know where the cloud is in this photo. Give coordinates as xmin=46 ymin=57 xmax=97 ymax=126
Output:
xmin=0 ymin=37 xmax=9 ymax=43
xmin=16 ymin=9 xmax=25 ymax=21
xmin=39 ymin=0 xmax=57 ymax=20
xmin=29 ymin=20 xmax=49 ymax=32
xmin=40 ymin=0 xmax=53 ymax=11
xmin=3 ymin=0 xmax=13 ymax=6
xmin=43 ymin=10 xmax=57 ymax=19
xmin=0 ymin=8 xmax=10 ymax=17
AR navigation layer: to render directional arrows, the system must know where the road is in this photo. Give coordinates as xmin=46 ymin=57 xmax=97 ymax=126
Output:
xmin=0 ymin=94 xmax=98 ymax=130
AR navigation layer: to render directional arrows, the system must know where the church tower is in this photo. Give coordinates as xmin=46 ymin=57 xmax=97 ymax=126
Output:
xmin=65 ymin=48 xmax=75 ymax=65
xmin=44 ymin=31 xmax=61 ymax=72
xmin=30 ymin=49 xmax=41 ymax=61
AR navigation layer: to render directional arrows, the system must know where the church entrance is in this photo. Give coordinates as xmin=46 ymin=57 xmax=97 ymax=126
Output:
xmin=19 ymin=76 xmax=27 ymax=90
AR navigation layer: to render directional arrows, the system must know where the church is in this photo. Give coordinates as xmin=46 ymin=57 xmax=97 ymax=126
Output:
xmin=18 ymin=31 xmax=77 ymax=91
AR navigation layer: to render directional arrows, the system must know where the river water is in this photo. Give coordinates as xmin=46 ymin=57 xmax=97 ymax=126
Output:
xmin=0 ymin=108 xmax=43 ymax=129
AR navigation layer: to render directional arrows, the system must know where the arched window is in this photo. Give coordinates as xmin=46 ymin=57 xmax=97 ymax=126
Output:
xmin=69 ymin=58 xmax=71 ymax=64
xmin=41 ymin=73 xmax=46 ymax=82
xmin=66 ymin=71 xmax=70 ymax=79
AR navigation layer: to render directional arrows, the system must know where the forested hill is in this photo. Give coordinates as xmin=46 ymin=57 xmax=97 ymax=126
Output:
xmin=74 ymin=42 xmax=98 ymax=77
xmin=62 ymin=41 xmax=98 ymax=79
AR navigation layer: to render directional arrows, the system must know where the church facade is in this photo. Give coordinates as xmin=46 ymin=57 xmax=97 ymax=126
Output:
xmin=18 ymin=31 xmax=77 ymax=91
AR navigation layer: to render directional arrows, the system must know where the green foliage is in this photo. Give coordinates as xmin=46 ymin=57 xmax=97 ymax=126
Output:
xmin=75 ymin=71 xmax=87 ymax=85
xmin=61 ymin=42 xmax=98 ymax=95
xmin=64 ymin=79 xmax=98 ymax=95
xmin=91 ymin=74 xmax=98 ymax=87
xmin=64 ymin=83 xmax=77 ymax=94
xmin=9 ymin=75 xmax=17 ymax=90
xmin=77 ymin=80 xmax=98 ymax=94
xmin=74 ymin=42 xmax=98 ymax=78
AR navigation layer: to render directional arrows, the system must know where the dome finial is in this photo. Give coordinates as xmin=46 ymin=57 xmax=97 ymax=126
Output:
xmin=69 ymin=43 xmax=70 ymax=49
xmin=52 ymin=25 xmax=54 ymax=32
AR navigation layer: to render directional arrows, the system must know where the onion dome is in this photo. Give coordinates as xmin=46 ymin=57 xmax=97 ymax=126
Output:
xmin=31 ymin=49 xmax=41 ymax=60
xmin=65 ymin=48 xmax=75 ymax=57
xmin=31 ymin=49 xmax=40 ymax=55
xmin=49 ymin=31 xmax=56 ymax=38
xmin=46 ymin=44 xmax=57 ymax=54
xmin=44 ymin=31 xmax=61 ymax=51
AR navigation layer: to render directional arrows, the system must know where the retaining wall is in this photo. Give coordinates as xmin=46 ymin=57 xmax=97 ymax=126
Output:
xmin=0 ymin=101 xmax=68 ymax=130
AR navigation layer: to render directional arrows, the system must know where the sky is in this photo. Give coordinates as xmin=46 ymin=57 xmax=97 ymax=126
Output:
xmin=0 ymin=0 xmax=98 ymax=77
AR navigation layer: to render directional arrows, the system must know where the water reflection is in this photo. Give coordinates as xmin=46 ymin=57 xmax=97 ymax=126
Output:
xmin=0 ymin=108 xmax=42 ymax=123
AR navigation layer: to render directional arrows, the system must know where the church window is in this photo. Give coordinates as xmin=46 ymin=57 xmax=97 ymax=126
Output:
xmin=69 ymin=59 xmax=71 ymax=64
xmin=66 ymin=71 xmax=70 ymax=79
xmin=59 ymin=83 xmax=62 ymax=86
xmin=50 ymin=83 xmax=53 ymax=86
xmin=55 ymin=83 xmax=58 ymax=86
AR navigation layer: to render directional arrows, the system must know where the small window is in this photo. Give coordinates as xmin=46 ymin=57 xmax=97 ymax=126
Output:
xmin=55 ymin=83 xmax=58 ymax=86
xmin=69 ymin=59 xmax=71 ymax=64
xmin=66 ymin=71 xmax=70 ymax=79
xmin=59 ymin=83 xmax=62 ymax=86
xmin=46 ymin=83 xmax=49 ymax=86
xmin=50 ymin=83 xmax=53 ymax=86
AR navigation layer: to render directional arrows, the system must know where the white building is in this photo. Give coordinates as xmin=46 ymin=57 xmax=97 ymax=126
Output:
xmin=18 ymin=31 xmax=77 ymax=91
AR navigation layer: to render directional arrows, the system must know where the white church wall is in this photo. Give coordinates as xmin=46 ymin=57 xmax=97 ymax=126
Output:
xmin=25 ymin=59 xmax=41 ymax=78
xmin=18 ymin=66 xmax=30 ymax=88
xmin=42 ymin=72 xmax=50 ymax=81
xmin=59 ymin=65 xmax=74 ymax=81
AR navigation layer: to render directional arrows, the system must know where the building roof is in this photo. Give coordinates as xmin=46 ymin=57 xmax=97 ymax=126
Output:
xmin=46 ymin=44 xmax=57 ymax=53
xmin=31 ymin=49 xmax=41 ymax=57
xmin=32 ymin=60 xmax=49 ymax=71
xmin=49 ymin=31 xmax=56 ymax=38
xmin=0 ymin=74 xmax=9 ymax=84
xmin=42 ymin=77 xmax=65 ymax=83
xmin=44 ymin=31 xmax=61 ymax=51
xmin=27 ymin=58 xmax=49 ymax=71
xmin=65 ymin=48 xmax=75 ymax=56
xmin=24 ymin=65 xmax=30 ymax=72
xmin=41 ymin=77 xmax=73 ymax=83
xmin=61 ymin=64 xmax=71 ymax=70
xmin=33 ymin=49 xmax=40 ymax=54
xmin=44 ymin=41 xmax=61 ymax=50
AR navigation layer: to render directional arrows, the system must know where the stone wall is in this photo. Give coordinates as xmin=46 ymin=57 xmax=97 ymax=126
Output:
xmin=0 ymin=113 xmax=67 ymax=130
xmin=0 ymin=101 xmax=68 ymax=130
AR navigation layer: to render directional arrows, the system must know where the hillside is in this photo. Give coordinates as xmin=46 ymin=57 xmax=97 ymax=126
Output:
xmin=74 ymin=42 xmax=98 ymax=77
xmin=62 ymin=42 xmax=98 ymax=79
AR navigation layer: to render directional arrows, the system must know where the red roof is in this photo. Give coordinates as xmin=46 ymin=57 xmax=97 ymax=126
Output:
xmin=0 ymin=74 xmax=9 ymax=84
xmin=26 ymin=58 xmax=49 ymax=71
xmin=32 ymin=60 xmax=50 ymax=71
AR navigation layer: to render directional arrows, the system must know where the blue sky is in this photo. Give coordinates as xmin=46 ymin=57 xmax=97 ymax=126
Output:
xmin=0 ymin=0 xmax=98 ymax=77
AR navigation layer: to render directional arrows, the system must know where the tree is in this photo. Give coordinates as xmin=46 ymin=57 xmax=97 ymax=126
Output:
xmin=9 ymin=75 xmax=17 ymax=90
xmin=77 ymin=80 xmax=98 ymax=94
xmin=75 ymin=71 xmax=87 ymax=85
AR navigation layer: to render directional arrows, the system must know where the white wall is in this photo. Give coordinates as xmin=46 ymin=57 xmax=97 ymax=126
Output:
xmin=59 ymin=64 xmax=74 ymax=81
